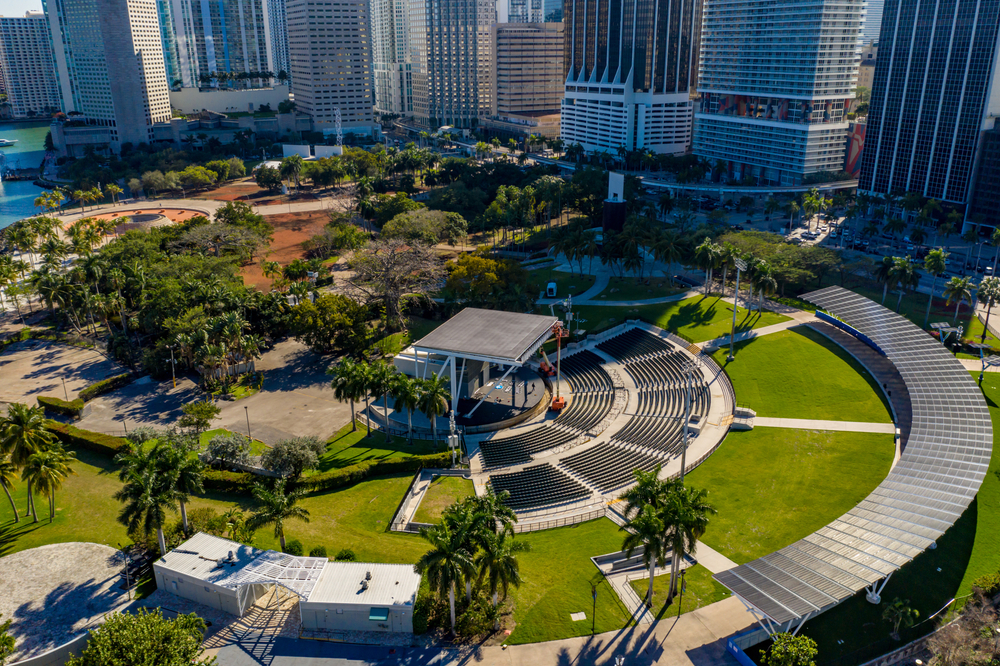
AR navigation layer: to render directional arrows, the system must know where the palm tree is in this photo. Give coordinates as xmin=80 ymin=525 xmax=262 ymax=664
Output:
xmin=883 ymin=598 xmax=919 ymax=640
xmin=329 ymin=359 xmax=368 ymax=433
xmin=368 ymin=362 xmax=397 ymax=443
xmin=22 ymin=445 xmax=76 ymax=522
xmin=280 ymin=154 xmax=305 ymax=190
xmin=923 ymin=249 xmax=948 ymax=327
xmin=414 ymin=522 xmax=476 ymax=637
xmin=875 ymin=256 xmax=895 ymax=304
xmin=114 ymin=454 xmax=178 ymax=554
xmin=694 ymin=237 xmax=720 ymax=295
xmin=889 ymin=256 xmax=919 ymax=312
xmin=0 ymin=403 xmax=56 ymax=522
xmin=978 ymin=277 xmax=1000 ymax=343
xmin=160 ymin=444 xmax=205 ymax=533
xmin=943 ymin=275 xmax=974 ymax=324
xmin=0 ymin=455 xmax=20 ymax=522
xmin=105 ymin=183 xmax=123 ymax=206
xmin=391 ymin=374 xmax=421 ymax=444
xmin=621 ymin=505 xmax=668 ymax=606
xmin=664 ymin=485 xmax=716 ymax=600
xmin=476 ymin=530 xmax=530 ymax=627
xmin=417 ymin=372 xmax=451 ymax=449
xmin=248 ymin=479 xmax=310 ymax=552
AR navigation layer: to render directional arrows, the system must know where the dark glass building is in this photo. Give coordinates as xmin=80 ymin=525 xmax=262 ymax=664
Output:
xmin=859 ymin=0 xmax=1000 ymax=206
xmin=969 ymin=125 xmax=1000 ymax=225
xmin=559 ymin=0 xmax=698 ymax=153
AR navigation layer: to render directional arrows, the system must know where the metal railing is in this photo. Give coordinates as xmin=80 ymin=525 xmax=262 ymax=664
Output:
xmin=512 ymin=507 xmax=605 ymax=533
xmin=389 ymin=470 xmax=424 ymax=532
xmin=978 ymin=311 xmax=1000 ymax=343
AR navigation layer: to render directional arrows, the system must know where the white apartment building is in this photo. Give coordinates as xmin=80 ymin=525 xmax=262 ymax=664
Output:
xmin=409 ymin=0 xmax=494 ymax=129
xmin=264 ymin=0 xmax=290 ymax=78
xmin=560 ymin=0 xmax=697 ymax=155
xmin=371 ymin=0 xmax=411 ymax=114
xmin=287 ymin=0 xmax=376 ymax=136
xmin=0 ymin=11 xmax=61 ymax=118
xmin=44 ymin=0 xmax=173 ymax=152
xmin=693 ymin=0 xmax=865 ymax=185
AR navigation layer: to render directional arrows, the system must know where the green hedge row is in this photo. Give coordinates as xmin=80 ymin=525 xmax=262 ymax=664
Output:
xmin=46 ymin=421 xmax=128 ymax=457
xmin=0 ymin=328 xmax=32 ymax=354
xmin=37 ymin=395 xmax=85 ymax=417
xmin=972 ymin=572 xmax=1000 ymax=596
xmin=79 ymin=373 xmax=133 ymax=402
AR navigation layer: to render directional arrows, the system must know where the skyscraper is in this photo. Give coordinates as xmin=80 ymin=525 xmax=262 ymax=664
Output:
xmin=0 ymin=11 xmax=61 ymax=118
xmin=409 ymin=0 xmax=494 ymax=128
xmin=287 ymin=0 xmax=376 ymax=136
xmin=371 ymin=0 xmax=411 ymax=114
xmin=862 ymin=0 xmax=884 ymax=44
xmin=858 ymin=0 xmax=1000 ymax=208
xmin=264 ymin=0 xmax=290 ymax=78
xmin=693 ymin=0 xmax=864 ymax=185
xmin=559 ymin=0 xmax=698 ymax=154
xmin=44 ymin=0 xmax=172 ymax=151
xmin=485 ymin=22 xmax=564 ymax=137
xmin=507 ymin=0 xmax=561 ymax=22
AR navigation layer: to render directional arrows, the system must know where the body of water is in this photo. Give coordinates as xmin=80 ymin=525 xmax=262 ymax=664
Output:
xmin=0 ymin=120 xmax=51 ymax=230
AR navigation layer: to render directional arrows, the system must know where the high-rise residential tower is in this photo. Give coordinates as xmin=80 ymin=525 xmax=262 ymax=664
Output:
xmin=44 ymin=0 xmax=172 ymax=151
xmin=559 ymin=0 xmax=699 ymax=154
xmin=0 ymin=11 xmax=61 ymax=118
xmin=507 ymin=0 xmax=561 ymax=22
xmin=862 ymin=0 xmax=884 ymax=44
xmin=287 ymin=0 xmax=376 ymax=136
xmin=371 ymin=0 xmax=411 ymax=115
xmin=265 ymin=0 xmax=290 ymax=78
xmin=693 ymin=0 xmax=864 ymax=185
xmin=409 ymin=0 xmax=494 ymax=128
xmin=858 ymin=0 xmax=1000 ymax=209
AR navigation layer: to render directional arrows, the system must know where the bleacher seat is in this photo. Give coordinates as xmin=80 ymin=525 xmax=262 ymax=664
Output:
xmin=488 ymin=464 xmax=591 ymax=509
xmin=560 ymin=443 xmax=664 ymax=492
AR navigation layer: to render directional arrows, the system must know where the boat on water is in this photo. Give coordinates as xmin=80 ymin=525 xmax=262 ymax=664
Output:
xmin=0 ymin=139 xmax=18 ymax=147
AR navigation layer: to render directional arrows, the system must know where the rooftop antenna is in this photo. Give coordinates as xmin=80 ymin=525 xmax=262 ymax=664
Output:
xmin=335 ymin=108 xmax=343 ymax=147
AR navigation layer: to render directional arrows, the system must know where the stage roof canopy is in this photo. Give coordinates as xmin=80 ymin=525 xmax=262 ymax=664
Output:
xmin=413 ymin=308 xmax=557 ymax=364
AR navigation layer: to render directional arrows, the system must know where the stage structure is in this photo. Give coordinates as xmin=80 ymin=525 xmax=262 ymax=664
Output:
xmin=395 ymin=309 xmax=557 ymax=420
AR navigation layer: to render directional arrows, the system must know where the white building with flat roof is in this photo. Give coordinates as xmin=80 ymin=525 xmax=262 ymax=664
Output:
xmin=299 ymin=562 xmax=421 ymax=634
xmin=0 ymin=11 xmax=61 ymax=118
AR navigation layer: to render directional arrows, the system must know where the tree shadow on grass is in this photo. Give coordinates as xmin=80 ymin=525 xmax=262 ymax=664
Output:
xmin=0 ymin=519 xmax=44 ymax=557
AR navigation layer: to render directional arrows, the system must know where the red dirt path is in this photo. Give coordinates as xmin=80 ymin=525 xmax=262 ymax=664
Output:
xmin=240 ymin=210 xmax=329 ymax=289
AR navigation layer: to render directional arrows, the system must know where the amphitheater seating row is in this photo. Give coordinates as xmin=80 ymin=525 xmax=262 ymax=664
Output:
xmin=556 ymin=390 xmax=613 ymax=433
xmin=597 ymin=328 xmax=673 ymax=361
xmin=635 ymin=386 xmax=709 ymax=418
xmin=559 ymin=350 xmax=614 ymax=393
xmin=478 ymin=425 xmax=577 ymax=469
xmin=612 ymin=416 xmax=690 ymax=455
xmin=560 ymin=443 xmax=665 ymax=492
xmin=626 ymin=353 xmax=697 ymax=387
xmin=489 ymin=463 xmax=591 ymax=510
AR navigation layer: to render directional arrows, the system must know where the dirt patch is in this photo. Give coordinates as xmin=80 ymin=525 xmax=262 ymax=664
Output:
xmin=196 ymin=179 xmax=321 ymax=205
xmin=241 ymin=210 xmax=330 ymax=289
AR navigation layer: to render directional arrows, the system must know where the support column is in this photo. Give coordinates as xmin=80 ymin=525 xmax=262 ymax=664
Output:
xmin=866 ymin=573 xmax=892 ymax=604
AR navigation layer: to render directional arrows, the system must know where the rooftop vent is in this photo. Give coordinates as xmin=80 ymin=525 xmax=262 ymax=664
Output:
xmin=228 ymin=550 xmax=235 ymax=563
xmin=366 ymin=571 xmax=372 ymax=581
xmin=361 ymin=580 xmax=369 ymax=591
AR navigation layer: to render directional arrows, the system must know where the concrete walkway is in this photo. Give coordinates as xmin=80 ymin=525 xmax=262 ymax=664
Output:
xmin=753 ymin=417 xmax=896 ymax=433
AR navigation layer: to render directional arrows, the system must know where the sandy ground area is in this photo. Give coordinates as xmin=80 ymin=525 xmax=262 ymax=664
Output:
xmin=242 ymin=210 xmax=330 ymax=290
xmin=75 ymin=208 xmax=208 ymax=233
xmin=0 ymin=543 xmax=130 ymax=661
xmin=0 ymin=339 xmax=122 ymax=405
xmin=195 ymin=180 xmax=321 ymax=205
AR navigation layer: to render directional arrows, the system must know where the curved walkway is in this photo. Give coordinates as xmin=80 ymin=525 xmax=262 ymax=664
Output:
xmin=715 ymin=286 xmax=992 ymax=631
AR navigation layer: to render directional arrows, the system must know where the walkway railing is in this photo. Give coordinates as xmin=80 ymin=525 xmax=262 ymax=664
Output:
xmin=512 ymin=507 xmax=605 ymax=533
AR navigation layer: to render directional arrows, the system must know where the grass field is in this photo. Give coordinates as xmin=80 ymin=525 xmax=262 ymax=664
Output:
xmin=597 ymin=276 xmax=683 ymax=301
xmin=573 ymin=294 xmax=789 ymax=341
xmin=527 ymin=267 xmax=596 ymax=298
xmin=785 ymin=372 xmax=1000 ymax=664
xmin=199 ymin=428 xmax=269 ymax=456
xmin=685 ymin=427 xmax=894 ymax=564
xmin=505 ymin=518 xmax=634 ymax=645
xmin=628 ymin=564 xmax=731 ymax=621
xmin=712 ymin=327 xmax=892 ymax=422
xmin=412 ymin=475 xmax=474 ymax=524
xmin=311 ymin=421 xmax=439 ymax=475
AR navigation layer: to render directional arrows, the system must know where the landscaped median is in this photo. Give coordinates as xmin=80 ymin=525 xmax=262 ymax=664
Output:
xmin=36 ymin=372 xmax=134 ymax=419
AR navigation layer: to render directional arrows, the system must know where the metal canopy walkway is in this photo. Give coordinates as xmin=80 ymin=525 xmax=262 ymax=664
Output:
xmin=714 ymin=286 xmax=992 ymax=634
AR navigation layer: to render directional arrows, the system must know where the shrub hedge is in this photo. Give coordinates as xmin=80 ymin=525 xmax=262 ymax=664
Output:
xmin=37 ymin=395 xmax=86 ymax=417
xmin=294 ymin=452 xmax=453 ymax=493
xmin=0 ymin=327 xmax=32 ymax=353
xmin=79 ymin=373 xmax=133 ymax=402
xmin=972 ymin=572 xmax=1000 ymax=596
xmin=46 ymin=421 xmax=128 ymax=456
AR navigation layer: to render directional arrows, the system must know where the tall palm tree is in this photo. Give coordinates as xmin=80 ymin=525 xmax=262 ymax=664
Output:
xmin=0 ymin=403 xmax=56 ymax=522
xmin=694 ymin=238 xmax=720 ymax=295
xmin=875 ymin=256 xmax=896 ymax=304
xmin=943 ymin=275 xmax=974 ymax=324
xmin=0 ymin=455 xmax=20 ymax=522
xmin=622 ymin=505 xmax=668 ymax=606
xmin=367 ymin=362 xmax=397 ymax=443
xmin=417 ymin=372 xmax=451 ymax=448
xmin=476 ymin=530 xmax=530 ymax=626
xmin=922 ymin=249 xmax=949 ymax=328
xmin=414 ymin=522 xmax=476 ymax=637
xmin=114 ymin=455 xmax=178 ymax=554
xmin=978 ymin=276 xmax=1000 ymax=343
xmin=469 ymin=487 xmax=518 ymax=537
xmin=392 ymin=374 xmax=422 ymax=444
xmin=664 ymin=486 xmax=716 ymax=600
xmin=329 ymin=359 xmax=368 ymax=433
xmin=888 ymin=256 xmax=919 ymax=312
xmin=248 ymin=479 xmax=310 ymax=552
xmin=22 ymin=445 xmax=76 ymax=522
xmin=159 ymin=444 xmax=205 ymax=533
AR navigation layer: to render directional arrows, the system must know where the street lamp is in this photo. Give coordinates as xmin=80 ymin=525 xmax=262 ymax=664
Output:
xmin=169 ymin=345 xmax=177 ymax=389
xmin=727 ymin=257 xmax=748 ymax=361
xmin=244 ymin=405 xmax=252 ymax=440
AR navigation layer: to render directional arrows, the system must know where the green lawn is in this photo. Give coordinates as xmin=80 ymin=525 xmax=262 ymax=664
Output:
xmin=712 ymin=327 xmax=892 ymax=422
xmin=310 ymin=421 xmax=440 ymax=474
xmin=369 ymin=316 xmax=444 ymax=356
xmin=199 ymin=428 xmax=268 ymax=456
xmin=684 ymin=427 xmax=894 ymax=564
xmin=597 ymin=276 xmax=683 ymax=301
xmin=505 ymin=518 xmax=634 ymax=645
xmin=527 ymin=267 xmax=596 ymax=299
xmin=412 ymin=475 xmax=474 ymax=524
xmin=572 ymin=294 xmax=790 ymax=341
xmin=628 ymin=564 xmax=731 ymax=621
xmin=785 ymin=372 xmax=1000 ymax=664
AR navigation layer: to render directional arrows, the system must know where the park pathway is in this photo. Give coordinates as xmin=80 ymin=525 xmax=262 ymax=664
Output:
xmin=752 ymin=417 xmax=896 ymax=433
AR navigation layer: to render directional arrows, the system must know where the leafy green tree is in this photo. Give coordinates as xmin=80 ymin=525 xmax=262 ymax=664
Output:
xmin=0 ymin=613 xmax=13 ymax=666
xmin=260 ymin=437 xmax=324 ymax=479
xmin=65 ymin=608 xmax=215 ymax=666
xmin=0 ymin=455 xmax=19 ymax=522
xmin=205 ymin=432 xmax=252 ymax=468
xmin=280 ymin=154 xmax=305 ymax=190
xmin=255 ymin=165 xmax=283 ymax=191
xmin=288 ymin=293 xmax=369 ymax=355
xmin=978 ymin=276 xmax=1000 ymax=343
xmin=883 ymin=597 xmax=919 ymax=640
xmin=381 ymin=209 xmax=467 ymax=246
xmin=178 ymin=400 xmax=220 ymax=436
xmin=761 ymin=633 xmax=818 ymax=666
xmin=114 ymin=446 xmax=179 ymax=554
xmin=374 ymin=192 xmax=424 ymax=227
xmin=248 ymin=479 xmax=310 ymax=551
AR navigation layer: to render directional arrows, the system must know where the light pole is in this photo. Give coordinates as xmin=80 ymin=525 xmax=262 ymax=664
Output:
xmin=244 ymin=405 xmax=251 ymax=440
xmin=591 ymin=583 xmax=597 ymax=635
xmin=118 ymin=542 xmax=132 ymax=600
xmin=169 ymin=346 xmax=177 ymax=389
xmin=728 ymin=257 xmax=747 ymax=361
xmin=680 ymin=367 xmax=692 ymax=483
